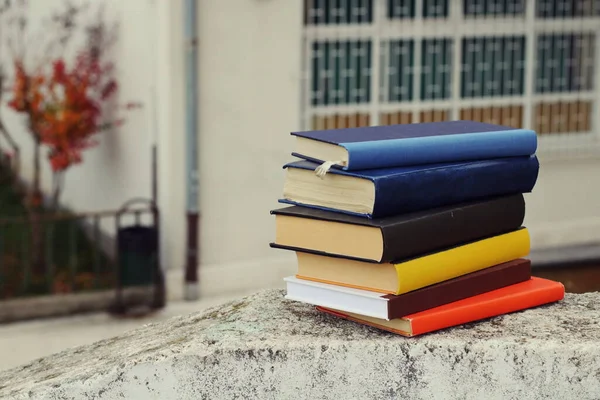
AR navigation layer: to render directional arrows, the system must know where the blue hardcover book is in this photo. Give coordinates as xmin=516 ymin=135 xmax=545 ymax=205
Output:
xmin=280 ymin=156 xmax=539 ymax=219
xmin=291 ymin=120 xmax=537 ymax=172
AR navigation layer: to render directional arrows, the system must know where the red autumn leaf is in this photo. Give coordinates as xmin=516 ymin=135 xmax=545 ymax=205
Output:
xmin=7 ymin=41 xmax=139 ymax=174
xmin=101 ymin=80 xmax=117 ymax=100
xmin=52 ymin=59 xmax=67 ymax=83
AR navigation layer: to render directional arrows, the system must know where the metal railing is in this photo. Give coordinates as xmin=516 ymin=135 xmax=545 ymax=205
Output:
xmin=0 ymin=205 xmax=157 ymax=300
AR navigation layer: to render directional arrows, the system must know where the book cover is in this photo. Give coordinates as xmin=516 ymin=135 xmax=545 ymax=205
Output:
xmin=280 ymin=156 xmax=539 ymax=219
xmin=285 ymin=258 xmax=531 ymax=320
xmin=296 ymin=228 xmax=531 ymax=295
xmin=317 ymin=277 xmax=565 ymax=337
xmin=291 ymin=120 xmax=537 ymax=171
xmin=271 ymin=194 xmax=525 ymax=262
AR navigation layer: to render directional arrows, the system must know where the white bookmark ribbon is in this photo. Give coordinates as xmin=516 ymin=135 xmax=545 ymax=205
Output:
xmin=315 ymin=160 xmax=345 ymax=179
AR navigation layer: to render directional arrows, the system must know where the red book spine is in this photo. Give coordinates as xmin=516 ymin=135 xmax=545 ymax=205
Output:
xmin=317 ymin=277 xmax=565 ymax=337
xmin=408 ymin=277 xmax=564 ymax=336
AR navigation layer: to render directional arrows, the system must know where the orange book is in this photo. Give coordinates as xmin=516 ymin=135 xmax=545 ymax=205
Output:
xmin=317 ymin=277 xmax=564 ymax=337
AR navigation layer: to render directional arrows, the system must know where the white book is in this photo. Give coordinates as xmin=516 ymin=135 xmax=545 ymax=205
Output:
xmin=284 ymin=276 xmax=391 ymax=320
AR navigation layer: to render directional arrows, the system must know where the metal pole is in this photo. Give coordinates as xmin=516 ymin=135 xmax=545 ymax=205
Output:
xmin=183 ymin=0 xmax=200 ymax=301
xmin=152 ymin=145 xmax=158 ymax=205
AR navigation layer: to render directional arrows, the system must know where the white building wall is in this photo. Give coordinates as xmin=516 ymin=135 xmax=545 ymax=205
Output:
xmin=525 ymin=156 xmax=600 ymax=249
xmin=0 ymin=0 xmax=158 ymax=210
xmin=3 ymin=1 xmax=599 ymax=301
xmin=182 ymin=1 xmax=600 ymax=298
xmin=162 ymin=0 xmax=303 ymax=299
xmin=0 ymin=0 xmax=189 ymax=299
xmin=0 ymin=1 xmax=170 ymax=263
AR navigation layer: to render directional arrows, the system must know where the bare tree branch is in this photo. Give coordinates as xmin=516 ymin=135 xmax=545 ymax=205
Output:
xmin=0 ymin=0 xmax=21 ymax=175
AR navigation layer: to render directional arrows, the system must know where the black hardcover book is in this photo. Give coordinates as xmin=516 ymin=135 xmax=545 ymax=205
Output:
xmin=270 ymin=194 xmax=525 ymax=263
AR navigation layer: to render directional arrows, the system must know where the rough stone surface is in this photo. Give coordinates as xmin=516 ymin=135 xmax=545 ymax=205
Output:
xmin=1 ymin=289 xmax=599 ymax=400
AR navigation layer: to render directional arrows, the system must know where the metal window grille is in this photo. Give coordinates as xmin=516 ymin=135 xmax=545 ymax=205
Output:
xmin=301 ymin=0 xmax=600 ymax=156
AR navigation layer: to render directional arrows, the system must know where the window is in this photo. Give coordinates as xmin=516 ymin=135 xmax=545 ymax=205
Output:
xmin=536 ymin=0 xmax=600 ymax=18
xmin=464 ymin=0 xmax=525 ymax=16
xmin=461 ymin=36 xmax=526 ymax=98
xmin=302 ymin=0 xmax=600 ymax=151
xmin=387 ymin=0 xmax=416 ymax=19
xmin=386 ymin=40 xmax=414 ymax=102
xmin=423 ymin=0 xmax=449 ymax=17
xmin=421 ymin=39 xmax=452 ymax=100
xmin=534 ymin=101 xmax=591 ymax=134
xmin=382 ymin=38 xmax=453 ymax=103
xmin=312 ymin=113 xmax=371 ymax=130
xmin=380 ymin=110 xmax=413 ymax=125
xmin=305 ymin=0 xmax=373 ymax=25
xmin=310 ymin=40 xmax=372 ymax=106
xmin=386 ymin=0 xmax=449 ymax=19
xmin=461 ymin=106 xmax=524 ymax=128
xmin=536 ymin=33 xmax=594 ymax=93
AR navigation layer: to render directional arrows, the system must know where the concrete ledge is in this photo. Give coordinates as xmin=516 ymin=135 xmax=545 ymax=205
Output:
xmin=164 ymin=255 xmax=294 ymax=301
xmin=1 ymin=290 xmax=599 ymax=399
xmin=529 ymin=242 xmax=600 ymax=268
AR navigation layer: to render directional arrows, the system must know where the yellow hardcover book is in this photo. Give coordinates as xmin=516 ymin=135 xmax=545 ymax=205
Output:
xmin=295 ymin=228 xmax=530 ymax=295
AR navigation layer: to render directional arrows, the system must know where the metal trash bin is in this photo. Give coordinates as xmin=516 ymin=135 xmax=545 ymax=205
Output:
xmin=109 ymin=198 xmax=165 ymax=315
xmin=118 ymin=225 xmax=158 ymax=287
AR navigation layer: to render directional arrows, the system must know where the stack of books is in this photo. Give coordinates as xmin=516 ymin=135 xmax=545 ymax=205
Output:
xmin=271 ymin=121 xmax=565 ymax=337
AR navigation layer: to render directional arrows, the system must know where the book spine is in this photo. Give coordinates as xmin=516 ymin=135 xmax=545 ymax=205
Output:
xmin=372 ymin=156 xmax=539 ymax=218
xmin=380 ymin=194 xmax=525 ymax=262
xmin=410 ymin=279 xmax=565 ymax=336
xmin=387 ymin=259 xmax=531 ymax=319
xmin=342 ymin=129 xmax=537 ymax=170
xmin=394 ymin=228 xmax=530 ymax=295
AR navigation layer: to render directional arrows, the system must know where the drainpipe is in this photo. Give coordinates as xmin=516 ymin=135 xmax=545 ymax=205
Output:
xmin=183 ymin=0 xmax=200 ymax=301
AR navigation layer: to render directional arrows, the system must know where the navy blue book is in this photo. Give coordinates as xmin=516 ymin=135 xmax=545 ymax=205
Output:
xmin=280 ymin=156 xmax=539 ymax=219
xmin=291 ymin=120 xmax=537 ymax=171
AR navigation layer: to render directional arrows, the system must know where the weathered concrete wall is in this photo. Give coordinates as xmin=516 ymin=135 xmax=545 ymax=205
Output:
xmin=1 ymin=289 xmax=599 ymax=399
xmin=0 ymin=287 xmax=156 ymax=324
